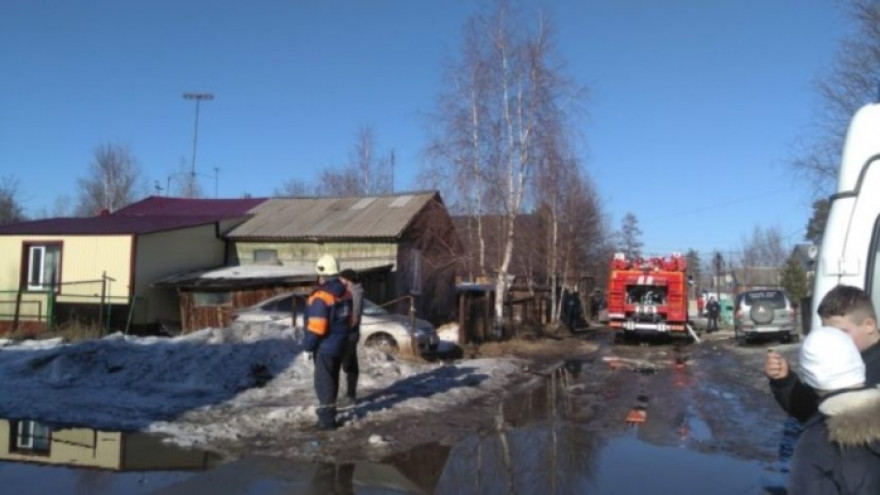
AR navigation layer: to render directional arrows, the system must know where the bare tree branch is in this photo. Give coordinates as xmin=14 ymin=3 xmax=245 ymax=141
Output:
xmin=791 ymin=0 xmax=880 ymax=194
xmin=75 ymin=143 xmax=145 ymax=216
xmin=0 ymin=176 xmax=26 ymax=224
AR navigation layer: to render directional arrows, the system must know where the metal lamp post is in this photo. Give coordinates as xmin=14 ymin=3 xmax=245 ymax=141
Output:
xmin=182 ymin=92 xmax=214 ymax=183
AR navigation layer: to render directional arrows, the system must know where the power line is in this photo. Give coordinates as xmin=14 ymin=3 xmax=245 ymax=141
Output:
xmin=640 ymin=187 xmax=792 ymax=222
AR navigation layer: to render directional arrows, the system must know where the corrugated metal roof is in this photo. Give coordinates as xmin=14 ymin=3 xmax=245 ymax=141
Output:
xmin=152 ymin=263 xmax=394 ymax=289
xmin=152 ymin=264 xmax=317 ymax=288
xmin=114 ymin=196 xmax=267 ymax=216
xmin=0 ymin=215 xmax=231 ymax=236
xmin=227 ymin=191 xmax=440 ymax=240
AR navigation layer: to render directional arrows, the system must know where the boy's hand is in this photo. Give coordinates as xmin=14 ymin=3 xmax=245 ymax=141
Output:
xmin=765 ymin=350 xmax=789 ymax=380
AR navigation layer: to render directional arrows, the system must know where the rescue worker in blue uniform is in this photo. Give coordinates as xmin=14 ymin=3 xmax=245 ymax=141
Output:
xmin=303 ymin=254 xmax=352 ymax=430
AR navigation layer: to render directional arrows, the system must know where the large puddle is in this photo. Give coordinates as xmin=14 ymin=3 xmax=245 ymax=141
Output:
xmin=3 ymin=360 xmax=791 ymax=494
xmin=0 ymin=418 xmax=219 ymax=495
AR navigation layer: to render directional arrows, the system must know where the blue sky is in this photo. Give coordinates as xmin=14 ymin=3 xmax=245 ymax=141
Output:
xmin=0 ymin=0 xmax=849 ymax=257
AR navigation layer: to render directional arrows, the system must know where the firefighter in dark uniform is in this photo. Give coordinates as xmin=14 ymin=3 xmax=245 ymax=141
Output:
xmin=304 ymin=254 xmax=352 ymax=430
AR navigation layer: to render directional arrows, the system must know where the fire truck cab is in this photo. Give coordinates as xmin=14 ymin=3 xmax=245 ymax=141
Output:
xmin=606 ymin=252 xmax=690 ymax=340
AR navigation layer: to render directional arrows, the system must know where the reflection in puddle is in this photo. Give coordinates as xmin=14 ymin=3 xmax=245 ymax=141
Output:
xmin=585 ymin=431 xmax=786 ymax=494
xmin=680 ymin=407 xmax=713 ymax=443
xmin=0 ymin=417 xmax=219 ymax=495
xmin=0 ymin=418 xmax=218 ymax=471
xmin=2 ymin=360 xmax=788 ymax=494
xmin=430 ymin=361 xmax=785 ymax=494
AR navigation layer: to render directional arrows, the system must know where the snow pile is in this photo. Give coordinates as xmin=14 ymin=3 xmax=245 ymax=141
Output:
xmin=0 ymin=324 xmax=523 ymax=449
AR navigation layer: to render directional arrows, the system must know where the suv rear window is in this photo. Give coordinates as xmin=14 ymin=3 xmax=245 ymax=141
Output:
xmin=742 ymin=291 xmax=787 ymax=309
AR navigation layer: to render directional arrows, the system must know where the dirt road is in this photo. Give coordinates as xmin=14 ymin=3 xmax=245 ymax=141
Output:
xmin=210 ymin=325 xmax=796 ymax=476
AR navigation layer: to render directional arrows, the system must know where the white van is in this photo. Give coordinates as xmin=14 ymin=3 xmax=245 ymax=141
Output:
xmin=811 ymin=102 xmax=880 ymax=332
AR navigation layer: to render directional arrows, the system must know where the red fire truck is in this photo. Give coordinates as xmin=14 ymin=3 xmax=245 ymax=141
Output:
xmin=606 ymin=252 xmax=691 ymax=339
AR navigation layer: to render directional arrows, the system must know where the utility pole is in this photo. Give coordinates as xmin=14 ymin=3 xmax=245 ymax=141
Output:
xmin=182 ymin=92 xmax=214 ymax=183
xmin=213 ymin=167 xmax=219 ymax=198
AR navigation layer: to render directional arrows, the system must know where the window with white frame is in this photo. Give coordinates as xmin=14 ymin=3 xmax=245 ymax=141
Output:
xmin=14 ymin=420 xmax=50 ymax=453
xmin=26 ymin=243 xmax=61 ymax=291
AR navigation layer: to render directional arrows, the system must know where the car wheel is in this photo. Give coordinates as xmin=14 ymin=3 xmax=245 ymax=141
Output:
xmin=734 ymin=327 xmax=746 ymax=346
xmin=366 ymin=334 xmax=398 ymax=354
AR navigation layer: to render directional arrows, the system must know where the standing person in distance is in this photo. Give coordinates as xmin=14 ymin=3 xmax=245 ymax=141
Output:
xmin=303 ymin=254 xmax=352 ymax=431
xmin=338 ymin=268 xmax=363 ymax=408
xmin=706 ymin=296 xmax=720 ymax=333
xmin=766 ymin=284 xmax=880 ymax=423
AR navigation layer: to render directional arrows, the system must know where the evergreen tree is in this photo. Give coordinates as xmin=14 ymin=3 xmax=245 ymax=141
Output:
xmin=779 ymin=254 xmax=810 ymax=303
xmin=619 ymin=212 xmax=643 ymax=259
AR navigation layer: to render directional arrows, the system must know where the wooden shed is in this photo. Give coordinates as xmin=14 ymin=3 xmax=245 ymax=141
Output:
xmin=153 ymin=264 xmax=393 ymax=333
xmin=225 ymin=191 xmax=462 ymax=324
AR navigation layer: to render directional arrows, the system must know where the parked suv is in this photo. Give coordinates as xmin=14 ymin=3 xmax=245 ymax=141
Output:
xmin=733 ymin=289 xmax=798 ymax=345
xmin=230 ymin=292 xmax=440 ymax=356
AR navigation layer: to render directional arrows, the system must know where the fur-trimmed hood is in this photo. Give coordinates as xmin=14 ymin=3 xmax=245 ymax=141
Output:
xmin=820 ymin=387 xmax=880 ymax=447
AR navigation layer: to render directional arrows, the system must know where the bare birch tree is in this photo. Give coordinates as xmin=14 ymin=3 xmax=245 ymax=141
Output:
xmin=532 ymin=130 xmax=605 ymax=326
xmin=274 ymin=178 xmax=310 ymax=197
xmin=318 ymin=125 xmax=394 ymax=196
xmin=740 ymin=225 xmax=788 ymax=268
xmin=425 ymin=2 xmax=586 ymax=326
xmin=792 ymin=0 xmax=880 ymax=192
xmin=421 ymin=14 xmax=494 ymax=278
xmin=75 ymin=143 xmax=144 ymax=216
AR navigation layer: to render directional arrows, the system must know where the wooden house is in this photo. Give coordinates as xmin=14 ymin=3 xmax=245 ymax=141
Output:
xmin=152 ymin=263 xmax=392 ymax=332
xmin=225 ymin=191 xmax=461 ymax=323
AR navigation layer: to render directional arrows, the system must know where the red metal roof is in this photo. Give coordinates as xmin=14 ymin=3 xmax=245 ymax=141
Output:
xmin=113 ymin=196 xmax=266 ymax=217
xmin=0 ymin=197 xmax=270 ymax=236
xmin=0 ymin=215 xmax=236 ymax=236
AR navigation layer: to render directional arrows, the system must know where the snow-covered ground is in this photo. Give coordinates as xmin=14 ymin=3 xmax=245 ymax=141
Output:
xmin=0 ymin=324 xmax=524 ymax=451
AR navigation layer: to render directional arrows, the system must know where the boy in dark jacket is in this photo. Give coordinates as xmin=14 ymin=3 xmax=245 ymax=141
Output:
xmin=787 ymin=325 xmax=880 ymax=494
xmin=766 ymin=285 xmax=880 ymax=422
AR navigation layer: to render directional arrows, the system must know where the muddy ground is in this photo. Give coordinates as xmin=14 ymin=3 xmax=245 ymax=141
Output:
xmin=206 ymin=324 xmax=797 ymax=476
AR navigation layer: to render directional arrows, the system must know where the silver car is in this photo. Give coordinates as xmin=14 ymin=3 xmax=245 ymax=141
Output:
xmin=733 ymin=289 xmax=798 ymax=345
xmin=230 ymin=292 xmax=439 ymax=355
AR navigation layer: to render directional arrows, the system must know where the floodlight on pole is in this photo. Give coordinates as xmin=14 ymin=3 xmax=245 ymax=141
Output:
xmin=182 ymin=92 xmax=214 ymax=181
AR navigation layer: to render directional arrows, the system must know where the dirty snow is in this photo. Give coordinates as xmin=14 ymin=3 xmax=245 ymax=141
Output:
xmin=0 ymin=324 xmax=523 ymax=450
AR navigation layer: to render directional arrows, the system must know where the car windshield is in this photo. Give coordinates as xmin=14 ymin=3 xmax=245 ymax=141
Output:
xmin=743 ymin=291 xmax=787 ymax=309
xmin=362 ymin=299 xmax=389 ymax=316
